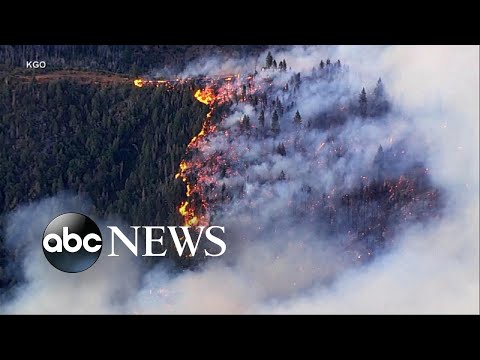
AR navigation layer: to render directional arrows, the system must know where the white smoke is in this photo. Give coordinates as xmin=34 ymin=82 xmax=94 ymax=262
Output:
xmin=2 ymin=46 xmax=478 ymax=314
xmin=1 ymin=193 xmax=143 ymax=314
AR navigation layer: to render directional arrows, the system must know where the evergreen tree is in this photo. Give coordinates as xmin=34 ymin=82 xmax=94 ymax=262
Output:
xmin=372 ymin=78 xmax=389 ymax=116
xmin=258 ymin=110 xmax=265 ymax=128
xmin=320 ymin=60 xmax=325 ymax=69
xmin=266 ymin=51 xmax=273 ymax=69
xmin=293 ymin=72 xmax=301 ymax=90
xmin=271 ymin=110 xmax=280 ymax=135
xmin=278 ymin=170 xmax=286 ymax=181
xmin=374 ymin=145 xmax=385 ymax=180
xmin=359 ymin=87 xmax=368 ymax=117
xmin=373 ymin=78 xmax=384 ymax=100
xmin=273 ymin=60 xmax=277 ymax=69
xmin=294 ymin=110 xmax=302 ymax=126
xmin=241 ymin=84 xmax=247 ymax=99
xmin=242 ymin=114 xmax=251 ymax=130
xmin=374 ymin=145 xmax=384 ymax=164
xmin=276 ymin=97 xmax=284 ymax=116
xmin=276 ymin=143 xmax=286 ymax=156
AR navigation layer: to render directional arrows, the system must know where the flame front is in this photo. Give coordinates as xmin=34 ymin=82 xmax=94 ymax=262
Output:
xmin=134 ymin=77 xmax=258 ymax=228
xmin=194 ymin=88 xmax=215 ymax=105
xmin=175 ymin=88 xmax=217 ymax=227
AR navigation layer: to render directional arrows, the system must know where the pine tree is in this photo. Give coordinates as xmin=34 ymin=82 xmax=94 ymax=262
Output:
xmin=242 ymin=114 xmax=251 ymax=130
xmin=374 ymin=145 xmax=384 ymax=164
xmin=359 ymin=87 xmax=368 ymax=118
xmin=271 ymin=110 xmax=280 ymax=135
xmin=320 ymin=60 xmax=325 ymax=69
xmin=374 ymin=145 xmax=385 ymax=180
xmin=278 ymin=170 xmax=286 ymax=181
xmin=373 ymin=78 xmax=384 ymax=100
xmin=273 ymin=60 xmax=277 ymax=69
xmin=241 ymin=84 xmax=247 ymax=99
xmin=293 ymin=72 xmax=301 ymax=90
xmin=276 ymin=97 xmax=284 ymax=116
xmin=372 ymin=78 xmax=389 ymax=116
xmin=294 ymin=110 xmax=302 ymax=126
xmin=266 ymin=52 xmax=273 ymax=69
xmin=276 ymin=143 xmax=286 ymax=156
xmin=326 ymin=59 xmax=331 ymax=66
xmin=258 ymin=110 xmax=265 ymax=128
xmin=336 ymin=59 xmax=341 ymax=67
xmin=221 ymin=183 xmax=227 ymax=202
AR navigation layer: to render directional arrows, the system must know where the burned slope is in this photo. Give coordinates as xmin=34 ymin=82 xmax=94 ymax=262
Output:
xmin=176 ymin=57 xmax=443 ymax=263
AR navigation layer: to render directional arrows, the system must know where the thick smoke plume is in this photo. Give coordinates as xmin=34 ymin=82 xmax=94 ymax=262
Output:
xmin=1 ymin=193 xmax=142 ymax=314
xmin=1 ymin=46 xmax=478 ymax=314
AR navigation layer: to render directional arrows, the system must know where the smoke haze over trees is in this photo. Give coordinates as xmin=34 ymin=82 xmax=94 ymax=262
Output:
xmin=0 ymin=45 xmax=477 ymax=314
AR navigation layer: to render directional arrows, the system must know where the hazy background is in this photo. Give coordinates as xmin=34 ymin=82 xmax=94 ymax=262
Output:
xmin=1 ymin=45 xmax=478 ymax=314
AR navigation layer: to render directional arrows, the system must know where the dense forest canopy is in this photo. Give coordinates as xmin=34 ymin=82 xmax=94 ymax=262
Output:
xmin=0 ymin=79 xmax=211 ymax=222
xmin=0 ymin=76 xmax=214 ymax=286
xmin=0 ymin=47 xmax=442 ymax=294
xmin=0 ymin=45 xmax=269 ymax=75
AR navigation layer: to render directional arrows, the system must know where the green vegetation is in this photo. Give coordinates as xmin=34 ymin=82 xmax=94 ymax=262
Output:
xmin=0 ymin=78 xmax=208 ymax=240
xmin=0 ymin=45 xmax=268 ymax=76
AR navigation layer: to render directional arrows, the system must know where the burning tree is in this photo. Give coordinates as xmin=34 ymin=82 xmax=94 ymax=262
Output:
xmin=163 ymin=56 xmax=441 ymax=265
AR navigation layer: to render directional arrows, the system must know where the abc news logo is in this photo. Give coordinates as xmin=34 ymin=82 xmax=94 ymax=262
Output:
xmin=43 ymin=213 xmax=102 ymax=273
xmin=43 ymin=213 xmax=226 ymax=273
xmin=26 ymin=61 xmax=47 ymax=69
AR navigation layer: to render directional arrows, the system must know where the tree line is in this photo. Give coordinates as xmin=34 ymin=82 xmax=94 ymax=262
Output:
xmin=0 ymin=45 xmax=268 ymax=76
xmin=0 ymin=77 xmax=210 ymax=287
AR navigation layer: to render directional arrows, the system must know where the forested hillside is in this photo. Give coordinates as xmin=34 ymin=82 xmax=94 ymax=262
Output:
xmin=0 ymin=45 xmax=268 ymax=75
xmin=0 ymin=78 xmax=210 ymax=223
xmin=0 ymin=77 xmax=210 ymax=269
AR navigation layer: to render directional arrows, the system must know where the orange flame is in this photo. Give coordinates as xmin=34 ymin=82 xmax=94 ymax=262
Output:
xmin=175 ymin=88 xmax=218 ymax=227
xmin=133 ymin=77 xmax=249 ymax=229
xmin=194 ymin=88 xmax=215 ymax=105
xmin=179 ymin=201 xmax=189 ymax=216
xmin=132 ymin=72 xmax=294 ymax=231
xmin=187 ymin=216 xmax=199 ymax=227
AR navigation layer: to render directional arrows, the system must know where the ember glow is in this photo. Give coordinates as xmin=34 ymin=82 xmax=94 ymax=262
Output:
xmin=133 ymin=77 xmax=230 ymax=228
xmin=2 ymin=45 xmax=477 ymax=315
xmin=134 ymin=66 xmax=445 ymax=260
xmin=194 ymin=88 xmax=215 ymax=105
xmin=175 ymin=88 xmax=218 ymax=227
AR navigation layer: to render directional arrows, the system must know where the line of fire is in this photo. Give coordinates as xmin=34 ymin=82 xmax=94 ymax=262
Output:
xmin=134 ymin=71 xmax=263 ymax=228
xmin=133 ymin=62 xmax=442 ymax=263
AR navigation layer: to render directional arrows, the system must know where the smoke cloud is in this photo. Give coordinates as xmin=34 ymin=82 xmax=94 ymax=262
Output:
xmin=1 ymin=46 xmax=478 ymax=314
xmin=1 ymin=193 xmax=143 ymax=314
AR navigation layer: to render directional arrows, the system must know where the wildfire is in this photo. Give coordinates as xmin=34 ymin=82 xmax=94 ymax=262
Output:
xmin=179 ymin=201 xmax=189 ymax=216
xmin=194 ymin=88 xmax=215 ymax=105
xmin=134 ymin=76 xmax=260 ymax=229
xmin=134 ymin=78 xmax=178 ymax=89
xmin=175 ymin=87 xmax=219 ymax=227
